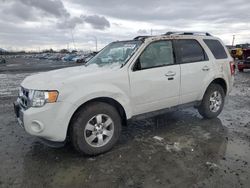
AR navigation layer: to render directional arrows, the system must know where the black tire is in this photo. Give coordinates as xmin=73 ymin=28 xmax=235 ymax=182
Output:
xmin=70 ymin=102 xmax=122 ymax=155
xmin=198 ymin=84 xmax=225 ymax=119
xmin=239 ymin=69 xmax=244 ymax=72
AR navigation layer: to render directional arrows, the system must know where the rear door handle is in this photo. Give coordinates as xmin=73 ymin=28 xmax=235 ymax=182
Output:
xmin=165 ymin=71 xmax=176 ymax=77
xmin=202 ymin=66 xmax=210 ymax=71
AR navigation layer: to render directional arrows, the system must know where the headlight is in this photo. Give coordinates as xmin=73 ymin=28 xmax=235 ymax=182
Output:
xmin=29 ymin=90 xmax=59 ymax=107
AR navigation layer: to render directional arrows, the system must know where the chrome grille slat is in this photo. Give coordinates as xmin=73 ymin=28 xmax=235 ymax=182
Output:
xmin=18 ymin=87 xmax=30 ymax=110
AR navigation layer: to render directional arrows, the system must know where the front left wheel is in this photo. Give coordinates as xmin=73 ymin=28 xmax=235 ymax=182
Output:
xmin=70 ymin=102 xmax=122 ymax=155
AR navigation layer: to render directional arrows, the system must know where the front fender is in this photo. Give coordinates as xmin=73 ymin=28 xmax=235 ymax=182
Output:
xmin=65 ymin=83 xmax=132 ymax=120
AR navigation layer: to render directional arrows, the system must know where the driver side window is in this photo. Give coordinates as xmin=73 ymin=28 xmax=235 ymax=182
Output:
xmin=138 ymin=40 xmax=174 ymax=70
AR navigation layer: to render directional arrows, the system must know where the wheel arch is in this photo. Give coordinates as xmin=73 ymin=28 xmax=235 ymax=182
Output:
xmin=200 ymin=77 xmax=227 ymax=101
xmin=209 ymin=78 xmax=227 ymax=95
xmin=67 ymin=97 xmax=128 ymax=140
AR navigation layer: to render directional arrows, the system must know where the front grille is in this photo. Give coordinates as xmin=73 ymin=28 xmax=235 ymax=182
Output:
xmin=18 ymin=87 xmax=30 ymax=110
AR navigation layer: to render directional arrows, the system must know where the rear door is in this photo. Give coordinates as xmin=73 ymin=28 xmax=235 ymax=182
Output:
xmin=129 ymin=40 xmax=181 ymax=115
xmin=203 ymin=39 xmax=234 ymax=92
xmin=175 ymin=39 xmax=214 ymax=104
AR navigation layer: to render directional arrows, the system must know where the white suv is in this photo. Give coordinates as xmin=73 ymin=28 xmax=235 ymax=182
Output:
xmin=14 ymin=32 xmax=235 ymax=155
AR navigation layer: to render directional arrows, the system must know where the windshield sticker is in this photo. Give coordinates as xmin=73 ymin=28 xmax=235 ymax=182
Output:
xmin=124 ymin=44 xmax=136 ymax=48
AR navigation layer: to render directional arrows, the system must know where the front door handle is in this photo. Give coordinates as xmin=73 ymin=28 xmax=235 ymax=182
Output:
xmin=165 ymin=71 xmax=176 ymax=77
xmin=202 ymin=66 xmax=210 ymax=71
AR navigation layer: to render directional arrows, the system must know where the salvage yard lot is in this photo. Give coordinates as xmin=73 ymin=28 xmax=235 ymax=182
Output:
xmin=0 ymin=57 xmax=250 ymax=188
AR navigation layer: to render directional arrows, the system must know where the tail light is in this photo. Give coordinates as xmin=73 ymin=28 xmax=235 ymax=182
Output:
xmin=230 ymin=61 xmax=235 ymax=75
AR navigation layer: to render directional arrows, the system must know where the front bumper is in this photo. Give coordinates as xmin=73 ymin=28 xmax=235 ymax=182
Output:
xmin=13 ymin=99 xmax=75 ymax=142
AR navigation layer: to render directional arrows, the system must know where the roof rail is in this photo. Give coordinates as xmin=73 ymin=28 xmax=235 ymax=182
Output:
xmin=133 ymin=36 xmax=152 ymax=40
xmin=165 ymin=31 xmax=212 ymax=36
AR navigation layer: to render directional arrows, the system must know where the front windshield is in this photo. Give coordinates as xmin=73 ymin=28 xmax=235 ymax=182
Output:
xmin=86 ymin=40 xmax=142 ymax=67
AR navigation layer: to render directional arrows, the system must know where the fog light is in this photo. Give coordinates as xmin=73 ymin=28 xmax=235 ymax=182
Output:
xmin=31 ymin=120 xmax=44 ymax=133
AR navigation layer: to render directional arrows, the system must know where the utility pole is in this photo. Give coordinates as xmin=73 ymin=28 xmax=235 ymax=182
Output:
xmin=70 ymin=29 xmax=76 ymax=50
xmin=232 ymin=35 xmax=235 ymax=46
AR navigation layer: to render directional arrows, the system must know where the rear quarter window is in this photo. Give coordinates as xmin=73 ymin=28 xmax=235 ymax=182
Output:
xmin=204 ymin=39 xmax=228 ymax=59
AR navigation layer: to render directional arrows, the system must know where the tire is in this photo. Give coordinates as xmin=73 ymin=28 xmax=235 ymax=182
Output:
xmin=239 ymin=69 xmax=243 ymax=72
xmin=70 ymin=102 xmax=122 ymax=155
xmin=198 ymin=84 xmax=225 ymax=119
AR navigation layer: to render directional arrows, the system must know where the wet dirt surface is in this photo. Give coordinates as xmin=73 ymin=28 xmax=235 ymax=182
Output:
xmin=0 ymin=58 xmax=250 ymax=188
xmin=0 ymin=57 xmax=80 ymax=73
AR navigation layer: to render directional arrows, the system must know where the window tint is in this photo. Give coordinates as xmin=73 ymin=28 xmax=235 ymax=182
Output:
xmin=139 ymin=41 xmax=174 ymax=69
xmin=176 ymin=39 xmax=207 ymax=63
xmin=204 ymin=39 xmax=228 ymax=59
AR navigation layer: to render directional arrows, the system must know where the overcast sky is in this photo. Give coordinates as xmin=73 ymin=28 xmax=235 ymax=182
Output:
xmin=0 ymin=0 xmax=250 ymax=51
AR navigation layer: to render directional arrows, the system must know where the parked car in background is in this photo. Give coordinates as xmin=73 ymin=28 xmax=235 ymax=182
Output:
xmin=62 ymin=54 xmax=77 ymax=62
xmin=72 ymin=55 xmax=85 ymax=62
xmin=14 ymin=32 xmax=234 ymax=155
xmin=238 ymin=49 xmax=250 ymax=72
xmin=76 ymin=52 xmax=98 ymax=64
xmin=39 ymin=53 xmax=50 ymax=59
xmin=0 ymin=57 xmax=6 ymax=64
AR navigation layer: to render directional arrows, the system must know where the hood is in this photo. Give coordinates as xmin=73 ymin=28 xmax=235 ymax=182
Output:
xmin=22 ymin=64 xmax=120 ymax=90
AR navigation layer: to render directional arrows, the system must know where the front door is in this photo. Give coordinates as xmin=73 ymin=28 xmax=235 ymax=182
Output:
xmin=129 ymin=40 xmax=181 ymax=115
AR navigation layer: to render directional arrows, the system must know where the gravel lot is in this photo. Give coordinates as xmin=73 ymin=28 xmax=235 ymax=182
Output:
xmin=0 ymin=57 xmax=250 ymax=188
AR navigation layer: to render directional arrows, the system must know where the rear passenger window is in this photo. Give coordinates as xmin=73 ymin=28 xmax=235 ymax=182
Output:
xmin=204 ymin=39 xmax=228 ymax=59
xmin=176 ymin=39 xmax=208 ymax=64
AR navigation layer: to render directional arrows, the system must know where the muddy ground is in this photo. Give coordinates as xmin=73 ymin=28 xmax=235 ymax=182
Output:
xmin=0 ymin=57 xmax=249 ymax=188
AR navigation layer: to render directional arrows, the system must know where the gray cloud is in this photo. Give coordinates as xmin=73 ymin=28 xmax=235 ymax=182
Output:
xmin=137 ymin=29 xmax=148 ymax=35
xmin=0 ymin=0 xmax=110 ymax=30
xmin=0 ymin=0 xmax=70 ymax=22
xmin=20 ymin=0 xmax=70 ymax=18
xmin=0 ymin=0 xmax=250 ymax=50
xmin=56 ymin=15 xmax=110 ymax=30
xmin=1 ymin=1 xmax=36 ymax=22
xmin=10 ymin=2 xmax=34 ymax=20
xmin=82 ymin=15 xmax=110 ymax=30
xmin=57 ymin=17 xmax=84 ymax=29
xmin=72 ymin=0 xmax=250 ymax=25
